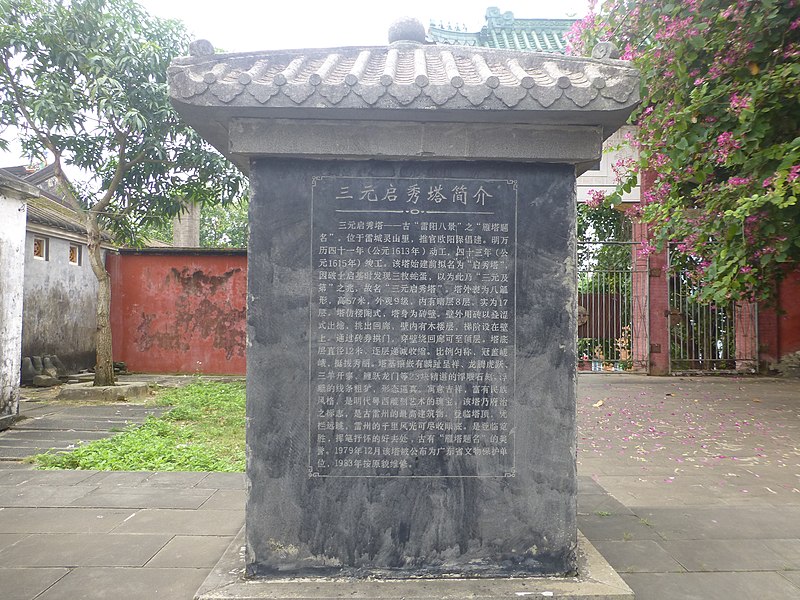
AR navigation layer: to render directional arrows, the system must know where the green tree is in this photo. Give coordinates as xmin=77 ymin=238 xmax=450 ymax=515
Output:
xmin=0 ymin=0 xmax=245 ymax=385
xmin=139 ymin=199 xmax=249 ymax=247
xmin=569 ymin=0 xmax=800 ymax=303
xmin=200 ymin=199 xmax=248 ymax=247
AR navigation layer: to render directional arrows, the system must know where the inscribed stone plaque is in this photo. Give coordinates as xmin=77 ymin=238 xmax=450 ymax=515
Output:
xmin=246 ymin=159 xmax=577 ymax=577
xmin=309 ymin=176 xmax=517 ymax=478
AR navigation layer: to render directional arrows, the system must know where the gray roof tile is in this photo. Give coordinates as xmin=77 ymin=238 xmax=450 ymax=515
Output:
xmin=169 ymin=43 xmax=639 ymax=114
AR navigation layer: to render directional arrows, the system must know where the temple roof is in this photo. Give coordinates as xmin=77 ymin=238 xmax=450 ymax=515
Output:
xmin=25 ymin=193 xmax=88 ymax=236
xmin=169 ymin=23 xmax=638 ymax=172
xmin=0 ymin=167 xmax=114 ymax=241
xmin=170 ymin=43 xmax=637 ymax=115
xmin=428 ymin=8 xmax=575 ymax=53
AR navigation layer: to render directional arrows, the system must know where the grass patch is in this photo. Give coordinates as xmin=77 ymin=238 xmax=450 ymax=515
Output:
xmin=33 ymin=382 xmax=245 ymax=472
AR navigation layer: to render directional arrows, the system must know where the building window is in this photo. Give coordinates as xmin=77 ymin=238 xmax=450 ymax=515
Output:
xmin=33 ymin=236 xmax=49 ymax=260
xmin=69 ymin=243 xmax=82 ymax=266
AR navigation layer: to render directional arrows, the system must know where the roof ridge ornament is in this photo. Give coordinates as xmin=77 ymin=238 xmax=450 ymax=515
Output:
xmin=388 ymin=17 xmax=427 ymax=45
xmin=189 ymin=39 xmax=215 ymax=57
xmin=591 ymin=41 xmax=621 ymax=61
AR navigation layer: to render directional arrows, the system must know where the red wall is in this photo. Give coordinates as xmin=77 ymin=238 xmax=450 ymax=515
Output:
xmin=778 ymin=269 xmax=800 ymax=357
xmin=758 ymin=268 xmax=800 ymax=366
xmin=107 ymin=250 xmax=247 ymax=375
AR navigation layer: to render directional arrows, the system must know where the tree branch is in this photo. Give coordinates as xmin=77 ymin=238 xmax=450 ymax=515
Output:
xmin=91 ymin=135 xmax=128 ymax=215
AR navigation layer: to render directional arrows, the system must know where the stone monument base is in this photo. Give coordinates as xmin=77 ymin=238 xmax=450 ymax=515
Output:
xmin=195 ymin=529 xmax=634 ymax=600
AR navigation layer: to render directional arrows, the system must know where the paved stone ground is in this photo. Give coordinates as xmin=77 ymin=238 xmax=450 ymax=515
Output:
xmin=578 ymin=375 xmax=800 ymax=600
xmin=0 ymin=468 xmax=245 ymax=600
xmin=0 ymin=374 xmax=796 ymax=599
xmin=0 ymin=390 xmax=166 ymax=461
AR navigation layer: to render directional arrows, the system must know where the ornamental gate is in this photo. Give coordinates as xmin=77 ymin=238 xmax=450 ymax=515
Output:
xmin=577 ymin=241 xmax=649 ymax=373
xmin=667 ymin=246 xmax=758 ymax=373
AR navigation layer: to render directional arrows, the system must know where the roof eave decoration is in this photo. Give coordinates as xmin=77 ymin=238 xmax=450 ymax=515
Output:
xmin=169 ymin=39 xmax=639 ymax=165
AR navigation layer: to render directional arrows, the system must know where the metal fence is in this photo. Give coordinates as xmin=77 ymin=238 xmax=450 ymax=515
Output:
xmin=667 ymin=246 xmax=758 ymax=373
xmin=577 ymin=241 xmax=649 ymax=373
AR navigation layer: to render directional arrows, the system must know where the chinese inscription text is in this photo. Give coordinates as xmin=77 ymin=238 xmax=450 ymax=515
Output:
xmin=310 ymin=176 xmax=517 ymax=477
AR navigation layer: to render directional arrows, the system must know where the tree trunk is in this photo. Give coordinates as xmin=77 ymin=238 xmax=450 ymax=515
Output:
xmin=86 ymin=218 xmax=115 ymax=386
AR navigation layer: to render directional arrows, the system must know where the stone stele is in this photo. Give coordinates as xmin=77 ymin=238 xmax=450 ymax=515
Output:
xmin=169 ymin=21 xmax=639 ymax=598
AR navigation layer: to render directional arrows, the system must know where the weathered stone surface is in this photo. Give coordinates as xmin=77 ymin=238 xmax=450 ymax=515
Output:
xmin=57 ymin=382 xmax=150 ymax=401
xmin=49 ymin=355 xmax=69 ymax=378
xmin=42 ymin=357 xmax=59 ymax=379
xmin=0 ymin=174 xmax=32 ymax=427
xmin=197 ymin=529 xmax=633 ymax=599
xmin=246 ymin=159 xmax=577 ymax=577
xmin=20 ymin=358 xmax=37 ymax=384
xmin=32 ymin=375 xmax=61 ymax=388
xmin=169 ymin=27 xmax=639 ymax=594
xmin=229 ymin=120 xmax=603 ymax=165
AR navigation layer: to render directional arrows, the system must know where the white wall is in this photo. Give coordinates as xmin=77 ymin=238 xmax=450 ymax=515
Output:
xmin=22 ymin=229 xmax=101 ymax=372
xmin=577 ymin=125 xmax=640 ymax=204
xmin=0 ymin=189 xmax=28 ymax=425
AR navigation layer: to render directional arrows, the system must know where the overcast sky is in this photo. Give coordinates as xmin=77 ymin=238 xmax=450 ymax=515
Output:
xmin=1 ymin=1 xmax=590 ymax=167
xmin=137 ymin=1 xmax=590 ymax=52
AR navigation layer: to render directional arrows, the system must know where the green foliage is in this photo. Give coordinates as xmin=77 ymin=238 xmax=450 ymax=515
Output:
xmin=0 ymin=0 xmax=245 ymax=244
xmin=569 ymin=0 xmax=800 ymax=303
xmin=201 ymin=199 xmax=248 ymax=247
xmin=33 ymin=382 xmax=246 ymax=471
xmin=1 ymin=0 xmax=247 ymax=384
xmin=578 ymin=202 xmax=631 ymax=243
xmin=141 ymin=198 xmax=249 ymax=247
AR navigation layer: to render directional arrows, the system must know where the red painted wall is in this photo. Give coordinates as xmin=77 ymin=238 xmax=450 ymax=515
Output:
xmin=107 ymin=250 xmax=247 ymax=375
xmin=758 ymin=268 xmax=800 ymax=366
xmin=778 ymin=268 xmax=800 ymax=357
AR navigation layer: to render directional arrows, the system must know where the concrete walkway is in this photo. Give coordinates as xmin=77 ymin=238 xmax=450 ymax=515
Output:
xmin=0 ymin=375 xmax=797 ymax=599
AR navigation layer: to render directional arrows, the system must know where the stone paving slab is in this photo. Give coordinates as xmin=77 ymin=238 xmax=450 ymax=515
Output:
xmin=0 ymin=470 xmax=99 ymax=486
xmin=0 ymin=532 xmax=28 ymax=552
xmin=0 ymin=431 xmax=110 ymax=444
xmin=70 ymin=486 xmax=217 ymax=509
xmin=576 ymin=375 xmax=800 ymax=599
xmin=112 ymin=508 xmax=246 ymax=536
xmin=621 ymin=571 xmax=800 ymax=600
xmin=0 ymin=507 xmax=135 ymax=534
xmin=12 ymin=417 xmax=145 ymax=431
xmin=577 ymin=512 xmax=663 ymax=542
xmin=199 ymin=489 xmax=247 ymax=510
xmin=633 ymin=506 xmax=800 ymax=540
xmin=781 ymin=571 xmax=800 ymax=588
xmin=0 ymin=484 xmax=96 ymax=507
xmin=0 ymin=375 xmax=796 ymax=599
xmin=40 ymin=406 xmax=163 ymax=418
xmin=0 ymin=461 xmax=34 ymax=469
xmin=137 ymin=471 xmax=210 ymax=487
xmin=78 ymin=471 xmax=155 ymax=487
xmin=658 ymin=539 xmax=793 ymax=572
xmin=198 ymin=472 xmax=247 ymax=490
xmin=35 ymin=566 xmax=209 ymax=600
xmin=0 ymin=401 xmax=166 ymax=463
xmin=763 ymin=539 xmax=800 ymax=563
xmin=0 ymin=532 xmax=171 ymax=567
xmin=591 ymin=540 xmax=686 ymax=573
xmin=1 ymin=447 xmax=83 ymax=460
xmin=0 ymin=567 xmax=70 ymax=600
xmin=146 ymin=535 xmax=237 ymax=568
xmin=577 ymin=492 xmax=635 ymax=516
